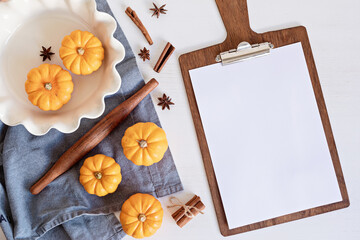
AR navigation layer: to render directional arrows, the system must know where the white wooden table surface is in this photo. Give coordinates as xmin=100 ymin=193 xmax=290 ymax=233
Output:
xmin=2 ymin=0 xmax=360 ymax=239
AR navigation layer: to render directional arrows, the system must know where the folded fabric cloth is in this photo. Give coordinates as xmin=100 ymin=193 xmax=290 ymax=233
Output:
xmin=0 ymin=0 xmax=183 ymax=239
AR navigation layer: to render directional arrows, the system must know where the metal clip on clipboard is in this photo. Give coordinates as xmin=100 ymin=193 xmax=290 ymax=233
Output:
xmin=216 ymin=42 xmax=274 ymax=65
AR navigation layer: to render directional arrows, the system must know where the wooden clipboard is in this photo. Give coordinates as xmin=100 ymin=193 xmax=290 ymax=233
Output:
xmin=179 ymin=0 xmax=349 ymax=236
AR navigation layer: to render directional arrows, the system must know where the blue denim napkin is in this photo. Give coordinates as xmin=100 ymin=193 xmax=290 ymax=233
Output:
xmin=0 ymin=0 xmax=183 ymax=239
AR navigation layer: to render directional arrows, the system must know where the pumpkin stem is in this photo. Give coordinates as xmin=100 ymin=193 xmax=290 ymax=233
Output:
xmin=77 ymin=47 xmax=85 ymax=55
xmin=44 ymin=83 xmax=52 ymax=91
xmin=94 ymin=172 xmax=102 ymax=180
xmin=136 ymin=140 xmax=148 ymax=148
xmin=138 ymin=213 xmax=147 ymax=222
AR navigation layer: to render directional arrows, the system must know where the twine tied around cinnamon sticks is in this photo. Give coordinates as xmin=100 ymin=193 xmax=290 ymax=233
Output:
xmin=167 ymin=197 xmax=204 ymax=218
xmin=168 ymin=195 xmax=205 ymax=227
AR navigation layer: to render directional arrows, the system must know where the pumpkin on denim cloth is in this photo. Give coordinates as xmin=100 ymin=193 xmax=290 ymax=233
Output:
xmin=79 ymin=154 xmax=122 ymax=197
xmin=120 ymin=193 xmax=164 ymax=238
xmin=121 ymin=122 xmax=168 ymax=166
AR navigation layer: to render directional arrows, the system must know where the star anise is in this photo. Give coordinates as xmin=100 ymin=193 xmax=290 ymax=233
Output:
xmin=150 ymin=3 xmax=167 ymax=18
xmin=138 ymin=47 xmax=150 ymax=62
xmin=40 ymin=46 xmax=55 ymax=62
xmin=158 ymin=93 xmax=174 ymax=110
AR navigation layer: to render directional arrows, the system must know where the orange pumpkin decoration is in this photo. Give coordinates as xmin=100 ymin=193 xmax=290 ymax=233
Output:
xmin=25 ymin=63 xmax=73 ymax=111
xmin=120 ymin=193 xmax=164 ymax=238
xmin=121 ymin=122 xmax=168 ymax=166
xmin=79 ymin=154 xmax=122 ymax=197
xmin=59 ymin=30 xmax=104 ymax=75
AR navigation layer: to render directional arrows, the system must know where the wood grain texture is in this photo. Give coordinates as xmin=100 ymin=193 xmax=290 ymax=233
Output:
xmin=30 ymin=79 xmax=159 ymax=195
xmin=179 ymin=0 xmax=349 ymax=236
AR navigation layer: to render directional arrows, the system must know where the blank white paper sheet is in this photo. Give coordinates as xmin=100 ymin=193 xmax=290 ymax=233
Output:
xmin=189 ymin=42 xmax=342 ymax=229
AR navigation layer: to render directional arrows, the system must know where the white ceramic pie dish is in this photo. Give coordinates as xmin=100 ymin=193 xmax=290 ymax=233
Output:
xmin=0 ymin=0 xmax=125 ymax=135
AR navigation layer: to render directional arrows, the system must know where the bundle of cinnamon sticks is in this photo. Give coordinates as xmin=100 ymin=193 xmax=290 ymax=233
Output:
xmin=171 ymin=195 xmax=205 ymax=228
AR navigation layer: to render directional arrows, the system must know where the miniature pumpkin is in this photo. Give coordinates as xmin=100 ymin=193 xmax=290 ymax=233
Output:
xmin=59 ymin=30 xmax=104 ymax=75
xmin=25 ymin=63 xmax=73 ymax=111
xmin=120 ymin=193 xmax=163 ymax=239
xmin=79 ymin=154 xmax=122 ymax=197
xmin=121 ymin=122 xmax=168 ymax=166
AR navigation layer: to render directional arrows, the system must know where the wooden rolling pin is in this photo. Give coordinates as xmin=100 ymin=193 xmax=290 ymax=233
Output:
xmin=30 ymin=79 xmax=159 ymax=195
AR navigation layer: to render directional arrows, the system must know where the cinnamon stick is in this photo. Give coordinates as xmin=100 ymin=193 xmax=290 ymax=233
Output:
xmin=154 ymin=42 xmax=175 ymax=73
xmin=125 ymin=7 xmax=153 ymax=45
xmin=30 ymin=79 xmax=159 ymax=195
